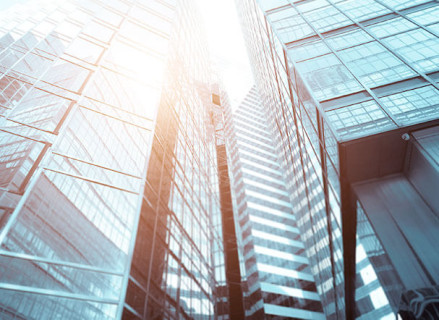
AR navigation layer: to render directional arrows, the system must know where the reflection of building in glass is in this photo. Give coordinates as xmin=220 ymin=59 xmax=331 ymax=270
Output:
xmin=0 ymin=1 xmax=226 ymax=319
xmin=224 ymin=86 xmax=325 ymax=320
xmin=236 ymin=1 xmax=439 ymax=319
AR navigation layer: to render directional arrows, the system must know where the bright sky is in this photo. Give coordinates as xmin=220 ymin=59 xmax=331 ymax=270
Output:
xmin=195 ymin=0 xmax=254 ymax=105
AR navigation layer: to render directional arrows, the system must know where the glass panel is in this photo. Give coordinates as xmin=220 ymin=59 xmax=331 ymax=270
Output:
xmin=35 ymin=31 xmax=70 ymax=57
xmin=54 ymin=20 xmax=82 ymax=39
xmin=268 ymin=7 xmax=315 ymax=43
xmin=382 ymin=28 xmax=439 ymax=74
xmin=130 ymin=5 xmax=172 ymax=34
xmin=258 ymin=0 xmax=290 ymax=12
xmin=0 ymin=255 xmax=123 ymax=299
xmin=0 ymin=131 xmax=45 ymax=193
xmin=385 ymin=0 xmax=430 ymax=10
xmin=296 ymin=53 xmax=363 ymax=101
xmin=338 ymin=41 xmax=415 ymax=87
xmin=1 ymin=170 xmax=138 ymax=270
xmin=288 ymin=39 xmax=331 ymax=62
xmin=326 ymin=100 xmax=397 ymax=139
xmin=326 ymin=28 xmax=373 ymax=51
xmin=82 ymin=20 xmax=114 ymax=43
xmin=95 ymin=7 xmax=123 ymax=27
xmin=8 ymin=87 xmax=72 ymax=132
xmin=104 ymin=39 xmax=167 ymax=82
xmin=119 ymin=21 xmax=169 ymax=54
xmin=407 ymin=5 xmax=439 ymax=26
xmin=64 ymin=37 xmax=104 ymax=64
xmin=41 ymin=60 xmax=90 ymax=93
xmin=54 ymin=106 xmax=150 ymax=177
xmin=0 ymin=76 xmax=32 ymax=114
xmin=47 ymin=153 xmax=142 ymax=193
xmin=301 ymin=3 xmax=351 ymax=33
xmin=379 ymin=85 xmax=439 ymax=126
xmin=367 ymin=17 xmax=417 ymax=38
xmin=8 ymin=49 xmax=54 ymax=81
xmin=0 ymin=289 xmax=118 ymax=320
xmin=336 ymin=0 xmax=390 ymax=21
xmin=85 ymin=68 xmax=161 ymax=117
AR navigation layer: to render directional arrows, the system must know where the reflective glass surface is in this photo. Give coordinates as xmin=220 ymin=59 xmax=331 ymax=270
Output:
xmin=224 ymin=86 xmax=325 ymax=319
xmin=234 ymin=0 xmax=439 ymax=319
xmin=0 ymin=0 xmax=225 ymax=319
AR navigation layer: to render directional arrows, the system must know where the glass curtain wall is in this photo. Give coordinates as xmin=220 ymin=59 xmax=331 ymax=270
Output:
xmin=234 ymin=0 xmax=439 ymax=318
xmin=124 ymin=1 xmax=226 ymax=318
xmin=0 ymin=0 xmax=226 ymax=319
xmin=224 ymin=86 xmax=325 ymax=320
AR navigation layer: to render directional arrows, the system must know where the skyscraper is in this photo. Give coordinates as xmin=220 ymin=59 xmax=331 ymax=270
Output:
xmin=210 ymin=86 xmax=245 ymax=320
xmin=236 ymin=0 xmax=439 ymax=319
xmin=0 ymin=0 xmax=226 ymax=319
xmin=224 ymin=86 xmax=325 ymax=320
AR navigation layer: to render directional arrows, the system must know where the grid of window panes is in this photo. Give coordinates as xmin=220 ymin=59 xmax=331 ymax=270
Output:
xmin=236 ymin=1 xmax=344 ymax=318
xmin=224 ymin=86 xmax=325 ymax=320
xmin=124 ymin=2 xmax=226 ymax=317
xmin=0 ymin=0 xmax=224 ymax=319
xmin=263 ymin=0 xmax=439 ymax=142
xmin=236 ymin=0 xmax=397 ymax=319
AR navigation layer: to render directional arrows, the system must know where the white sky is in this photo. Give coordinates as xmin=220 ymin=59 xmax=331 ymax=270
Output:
xmin=195 ymin=0 xmax=254 ymax=105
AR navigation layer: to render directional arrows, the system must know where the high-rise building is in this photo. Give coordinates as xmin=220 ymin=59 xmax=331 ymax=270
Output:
xmin=224 ymin=86 xmax=325 ymax=320
xmin=236 ymin=0 xmax=439 ymax=319
xmin=210 ymin=87 xmax=245 ymax=320
xmin=0 ymin=0 xmax=227 ymax=319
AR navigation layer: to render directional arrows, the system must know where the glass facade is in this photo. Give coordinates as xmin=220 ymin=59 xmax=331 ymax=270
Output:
xmin=224 ymin=86 xmax=324 ymax=320
xmin=236 ymin=0 xmax=439 ymax=319
xmin=0 ymin=0 xmax=226 ymax=319
xmin=211 ymin=88 xmax=245 ymax=320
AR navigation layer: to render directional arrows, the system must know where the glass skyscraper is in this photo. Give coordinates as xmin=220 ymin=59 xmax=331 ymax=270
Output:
xmin=224 ymin=86 xmax=325 ymax=320
xmin=0 ymin=0 xmax=226 ymax=319
xmin=236 ymin=0 xmax=439 ymax=319
xmin=2 ymin=0 xmax=439 ymax=319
